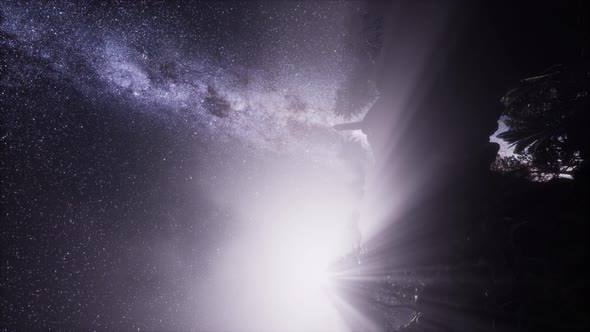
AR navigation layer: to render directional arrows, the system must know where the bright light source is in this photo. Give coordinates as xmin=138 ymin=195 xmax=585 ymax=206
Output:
xmin=294 ymin=260 xmax=330 ymax=291
xmin=280 ymin=243 xmax=332 ymax=294
xmin=196 ymin=158 xmax=363 ymax=331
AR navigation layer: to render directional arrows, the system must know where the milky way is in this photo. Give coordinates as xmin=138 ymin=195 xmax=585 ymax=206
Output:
xmin=1 ymin=1 xmax=375 ymax=330
xmin=2 ymin=0 xmax=370 ymax=155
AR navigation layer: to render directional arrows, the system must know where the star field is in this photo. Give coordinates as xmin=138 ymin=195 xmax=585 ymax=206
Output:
xmin=2 ymin=0 xmax=366 ymax=154
xmin=1 ymin=1 xmax=374 ymax=330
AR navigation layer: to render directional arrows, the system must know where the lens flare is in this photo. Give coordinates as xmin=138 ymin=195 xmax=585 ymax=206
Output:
xmin=195 ymin=156 xmax=368 ymax=332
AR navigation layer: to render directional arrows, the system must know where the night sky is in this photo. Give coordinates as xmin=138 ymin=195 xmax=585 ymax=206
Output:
xmin=1 ymin=1 xmax=588 ymax=331
xmin=1 ymin=1 xmax=373 ymax=330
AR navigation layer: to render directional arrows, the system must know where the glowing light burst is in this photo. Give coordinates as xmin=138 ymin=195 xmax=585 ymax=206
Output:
xmin=196 ymin=154 xmax=371 ymax=332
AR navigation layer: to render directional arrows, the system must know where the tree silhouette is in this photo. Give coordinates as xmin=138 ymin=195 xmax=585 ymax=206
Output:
xmin=494 ymin=63 xmax=588 ymax=180
xmin=333 ymin=10 xmax=383 ymax=119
